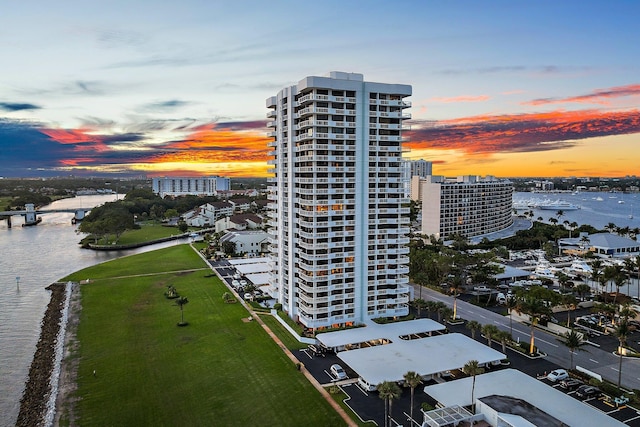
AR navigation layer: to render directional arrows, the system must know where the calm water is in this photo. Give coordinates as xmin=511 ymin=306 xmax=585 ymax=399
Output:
xmin=514 ymin=191 xmax=639 ymax=230
xmin=514 ymin=191 xmax=640 ymax=298
xmin=0 ymin=195 xmax=184 ymax=427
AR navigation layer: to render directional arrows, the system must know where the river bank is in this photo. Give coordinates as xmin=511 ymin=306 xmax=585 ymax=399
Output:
xmin=16 ymin=282 xmax=68 ymax=427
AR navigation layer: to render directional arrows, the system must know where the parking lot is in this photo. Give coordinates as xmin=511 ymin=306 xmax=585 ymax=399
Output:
xmin=207 ymin=258 xmax=640 ymax=426
xmin=541 ymin=376 xmax=640 ymax=426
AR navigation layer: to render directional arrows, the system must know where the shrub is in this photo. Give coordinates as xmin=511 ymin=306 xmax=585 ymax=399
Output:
xmin=273 ymin=303 xmax=283 ymax=311
xmin=328 ymin=385 xmax=341 ymax=395
xmin=599 ymin=381 xmax=622 ymax=397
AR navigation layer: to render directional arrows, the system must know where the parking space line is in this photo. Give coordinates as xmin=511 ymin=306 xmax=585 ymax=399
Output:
xmin=624 ymin=415 xmax=640 ymax=423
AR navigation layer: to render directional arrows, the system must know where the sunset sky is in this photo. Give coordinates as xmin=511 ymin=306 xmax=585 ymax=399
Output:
xmin=1 ymin=1 xmax=639 ymax=178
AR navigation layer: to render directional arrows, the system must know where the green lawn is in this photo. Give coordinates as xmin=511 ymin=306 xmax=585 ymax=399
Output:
xmin=63 ymin=245 xmax=344 ymax=426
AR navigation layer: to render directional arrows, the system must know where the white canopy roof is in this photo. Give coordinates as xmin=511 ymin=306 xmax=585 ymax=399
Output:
xmin=245 ymin=272 xmax=270 ymax=286
xmin=338 ymin=333 xmax=504 ymax=386
xmin=316 ymin=318 xmax=445 ymax=349
xmin=234 ymin=263 xmax=271 ymax=275
xmin=424 ymin=369 xmax=626 ymax=427
xmin=229 ymin=257 xmax=271 ymax=265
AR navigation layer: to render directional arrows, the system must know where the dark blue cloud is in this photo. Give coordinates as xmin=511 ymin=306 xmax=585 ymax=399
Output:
xmin=0 ymin=102 xmax=40 ymax=111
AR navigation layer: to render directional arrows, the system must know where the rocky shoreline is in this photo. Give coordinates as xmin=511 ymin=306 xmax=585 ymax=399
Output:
xmin=15 ymin=283 xmax=67 ymax=427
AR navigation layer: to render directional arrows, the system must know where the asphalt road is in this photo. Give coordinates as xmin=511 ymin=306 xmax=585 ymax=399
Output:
xmin=416 ymin=286 xmax=640 ymax=391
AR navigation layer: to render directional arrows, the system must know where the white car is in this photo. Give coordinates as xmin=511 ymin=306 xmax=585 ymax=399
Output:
xmin=243 ymin=293 xmax=253 ymax=300
xmin=239 ymin=279 xmax=248 ymax=287
xmin=231 ymin=280 xmax=240 ymax=288
xmin=330 ymin=364 xmax=347 ymax=381
xmin=546 ymin=369 xmax=568 ymax=382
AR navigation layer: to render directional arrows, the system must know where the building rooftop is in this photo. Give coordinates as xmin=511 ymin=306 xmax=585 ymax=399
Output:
xmin=316 ymin=318 xmax=445 ymax=349
xmin=337 ymin=333 xmax=505 ymax=386
xmin=423 ymin=369 xmax=625 ymax=427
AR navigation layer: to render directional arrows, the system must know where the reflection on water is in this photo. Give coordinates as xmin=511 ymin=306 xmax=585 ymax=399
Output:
xmin=0 ymin=195 xmax=184 ymax=426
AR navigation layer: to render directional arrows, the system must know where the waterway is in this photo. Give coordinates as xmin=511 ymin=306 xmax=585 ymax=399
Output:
xmin=513 ymin=191 xmax=639 ymax=230
xmin=0 ymin=195 xmax=186 ymax=427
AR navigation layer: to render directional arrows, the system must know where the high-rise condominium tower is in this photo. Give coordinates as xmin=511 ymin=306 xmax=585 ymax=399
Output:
xmin=266 ymin=72 xmax=412 ymax=330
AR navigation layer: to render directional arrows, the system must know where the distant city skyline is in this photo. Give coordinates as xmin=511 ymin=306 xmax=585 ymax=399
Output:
xmin=1 ymin=1 xmax=639 ymax=178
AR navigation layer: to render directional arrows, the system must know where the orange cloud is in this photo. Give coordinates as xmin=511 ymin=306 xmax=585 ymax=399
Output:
xmin=150 ymin=123 xmax=271 ymax=166
xmin=524 ymin=83 xmax=640 ymax=106
xmin=406 ymin=108 xmax=640 ymax=155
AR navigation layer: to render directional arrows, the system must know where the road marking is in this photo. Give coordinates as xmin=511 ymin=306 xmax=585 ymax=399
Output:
xmin=535 ymin=337 xmax=559 ymax=348
xmin=479 ymin=314 xmax=487 ymax=319
xmin=624 ymin=415 xmax=640 ymax=423
xmin=467 ymin=310 xmax=475 ymax=314
xmin=610 ymin=367 xmax=619 ymax=372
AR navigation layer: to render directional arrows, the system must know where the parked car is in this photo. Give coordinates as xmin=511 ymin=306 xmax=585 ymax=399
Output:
xmin=243 ymin=293 xmax=253 ymax=300
xmin=307 ymin=344 xmax=326 ymax=357
xmin=330 ymin=364 xmax=347 ymax=380
xmin=560 ymin=378 xmax=583 ymax=390
xmin=239 ymin=279 xmax=248 ymax=287
xmin=231 ymin=280 xmax=240 ymax=288
xmin=546 ymin=369 xmax=569 ymax=382
xmin=473 ymin=285 xmax=490 ymax=292
xmin=575 ymin=385 xmax=600 ymax=399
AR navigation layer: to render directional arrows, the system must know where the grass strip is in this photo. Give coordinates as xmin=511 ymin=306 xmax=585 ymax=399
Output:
xmin=63 ymin=245 xmax=344 ymax=426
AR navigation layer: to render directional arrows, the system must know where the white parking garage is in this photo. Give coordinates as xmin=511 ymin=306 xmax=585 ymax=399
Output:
xmin=337 ymin=333 xmax=505 ymax=391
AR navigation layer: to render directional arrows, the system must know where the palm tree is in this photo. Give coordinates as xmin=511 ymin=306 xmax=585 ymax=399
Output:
xmin=574 ymin=283 xmax=591 ymax=301
xmin=505 ymin=295 xmax=518 ymax=336
xmin=176 ymin=296 xmax=189 ymax=325
xmin=569 ymin=221 xmax=578 ymax=238
xmin=377 ymin=380 xmax=402 ymax=427
xmin=580 ymin=235 xmax=591 ymax=254
xmin=549 ymin=217 xmax=558 ymax=226
xmin=618 ymin=304 xmax=638 ymax=325
xmin=403 ymin=371 xmax=422 ymax=423
xmin=496 ymin=330 xmax=511 ymax=354
xmin=590 ymin=258 xmax=602 ymax=296
xmin=466 ymin=320 xmax=481 ymax=340
xmin=605 ymin=222 xmax=617 ymax=233
xmin=562 ymin=294 xmax=578 ymax=328
xmin=425 ymin=300 xmax=438 ymax=319
xmin=615 ymin=321 xmax=630 ymax=388
xmin=434 ymin=301 xmax=447 ymax=322
xmin=481 ymin=324 xmax=499 ymax=348
xmin=612 ymin=265 xmax=627 ymax=305
xmin=556 ymin=209 xmax=565 ymax=222
xmin=517 ymin=297 xmax=551 ymax=355
xmin=558 ymin=330 xmax=587 ymax=370
xmin=462 ymin=360 xmax=484 ymax=413
xmin=412 ymin=298 xmax=427 ymax=318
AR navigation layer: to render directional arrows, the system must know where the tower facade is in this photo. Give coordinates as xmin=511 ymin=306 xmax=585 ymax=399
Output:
xmin=421 ymin=175 xmax=513 ymax=239
xmin=266 ymin=72 xmax=412 ymax=330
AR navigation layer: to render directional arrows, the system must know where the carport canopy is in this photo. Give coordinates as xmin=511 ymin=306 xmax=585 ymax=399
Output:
xmin=316 ymin=318 xmax=445 ymax=350
xmin=337 ymin=333 xmax=505 ymax=386
xmin=423 ymin=405 xmax=473 ymax=427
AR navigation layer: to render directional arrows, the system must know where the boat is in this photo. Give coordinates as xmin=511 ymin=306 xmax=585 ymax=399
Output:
xmin=618 ymin=200 xmax=625 ymax=204
xmin=595 ymin=197 xmax=604 ymax=201
xmin=536 ymin=200 xmax=580 ymax=210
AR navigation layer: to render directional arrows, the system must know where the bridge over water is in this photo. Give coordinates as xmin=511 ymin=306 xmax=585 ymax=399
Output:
xmin=0 ymin=204 xmax=90 ymax=228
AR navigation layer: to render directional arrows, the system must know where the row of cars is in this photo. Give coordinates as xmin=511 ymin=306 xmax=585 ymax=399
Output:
xmin=546 ymin=369 xmax=600 ymax=399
